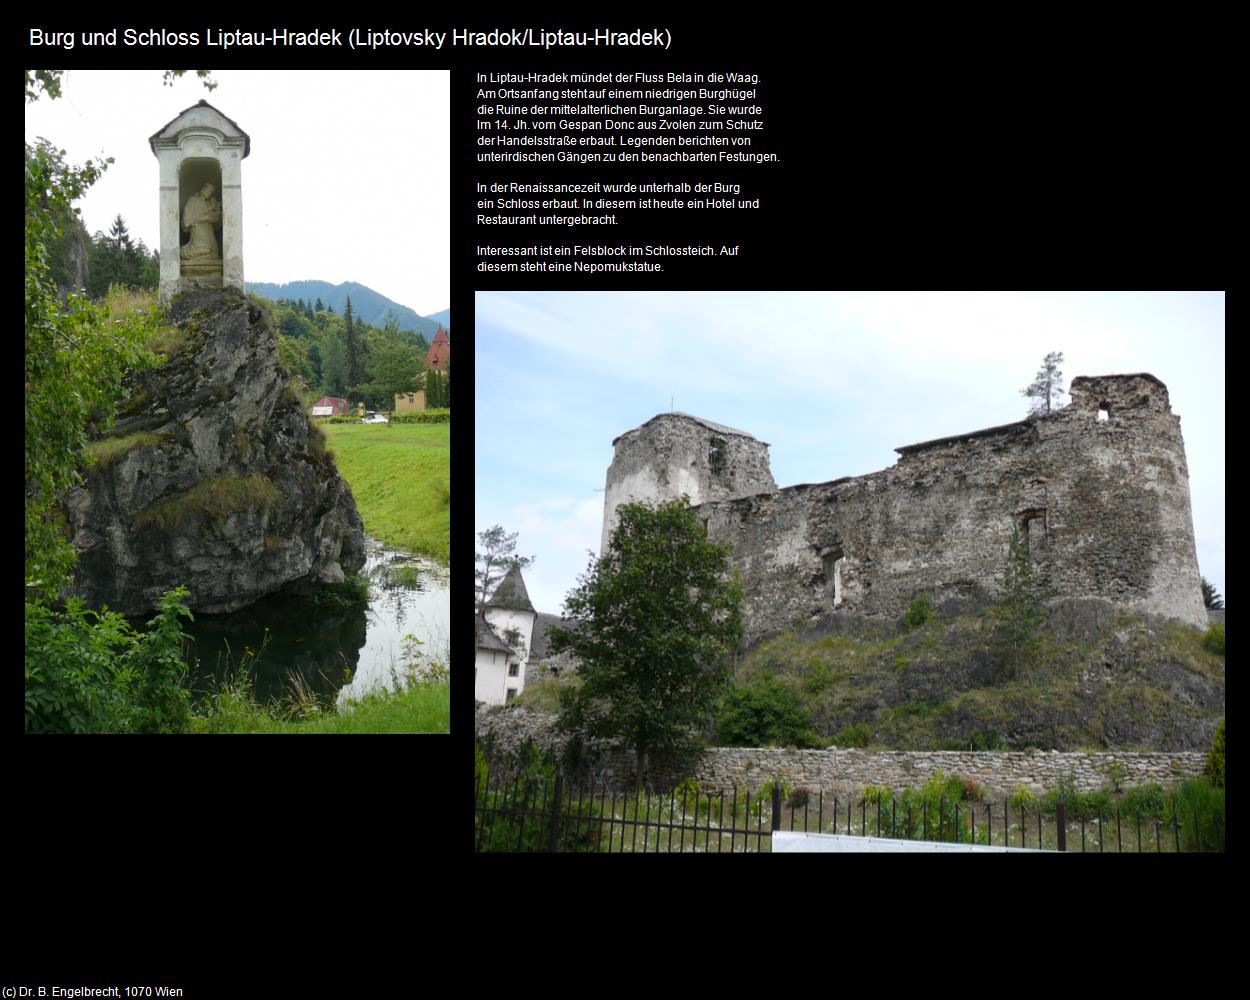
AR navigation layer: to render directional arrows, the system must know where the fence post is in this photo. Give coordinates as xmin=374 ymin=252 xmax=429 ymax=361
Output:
xmin=1056 ymin=793 xmax=1066 ymax=852
xmin=547 ymin=769 xmax=564 ymax=853
xmin=771 ymin=780 xmax=782 ymax=832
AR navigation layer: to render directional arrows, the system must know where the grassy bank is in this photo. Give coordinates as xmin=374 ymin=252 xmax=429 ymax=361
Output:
xmin=193 ymin=680 xmax=449 ymax=733
xmin=321 ymin=422 xmax=450 ymax=562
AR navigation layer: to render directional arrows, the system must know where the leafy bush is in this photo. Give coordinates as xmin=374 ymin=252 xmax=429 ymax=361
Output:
xmin=833 ymin=722 xmax=872 ymax=748
xmin=716 ymin=674 xmax=819 ymax=748
xmin=1118 ymin=783 xmax=1167 ymax=821
xmin=25 ymin=586 xmax=193 ymax=734
xmin=390 ymin=409 xmax=450 ymax=424
xmin=1206 ymin=719 xmax=1225 ymax=788
xmin=903 ymin=594 xmax=933 ymax=630
xmin=967 ymin=728 xmax=1003 ymax=751
xmin=1202 ymin=624 xmax=1225 ymax=655
xmin=1009 ymin=786 xmax=1038 ymax=812
xmin=474 ymin=746 xmax=601 ymax=853
xmin=788 ymin=786 xmax=810 ymax=809
xmin=1170 ymin=778 xmax=1225 ymax=852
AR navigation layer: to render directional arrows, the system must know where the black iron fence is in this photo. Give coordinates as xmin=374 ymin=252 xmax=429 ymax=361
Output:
xmin=475 ymin=764 xmax=1226 ymax=853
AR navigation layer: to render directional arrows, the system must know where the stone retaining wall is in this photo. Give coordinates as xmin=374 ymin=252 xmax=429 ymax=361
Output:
xmin=475 ymin=707 xmax=1207 ymax=795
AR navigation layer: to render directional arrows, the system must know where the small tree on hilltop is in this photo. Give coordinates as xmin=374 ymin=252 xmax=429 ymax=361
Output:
xmin=1022 ymin=350 xmax=1066 ymax=417
xmin=475 ymin=526 xmax=534 ymax=616
xmin=549 ymin=499 xmax=743 ymax=791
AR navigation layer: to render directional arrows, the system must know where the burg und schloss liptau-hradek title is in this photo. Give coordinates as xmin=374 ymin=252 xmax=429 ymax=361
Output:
xmin=28 ymin=26 xmax=672 ymax=50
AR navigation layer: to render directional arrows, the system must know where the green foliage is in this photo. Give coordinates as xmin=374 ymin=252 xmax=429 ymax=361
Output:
xmin=1206 ymin=719 xmax=1224 ymax=788
xmin=25 ymin=586 xmax=193 ymax=734
xmin=834 ymin=722 xmax=872 ymax=748
xmin=474 ymin=746 xmax=601 ymax=853
xmin=903 ymin=593 xmax=933 ymax=630
xmin=126 ymin=586 xmax=194 ymax=733
xmin=133 ymin=475 xmax=281 ymax=531
xmin=389 ymin=409 xmax=451 ymax=423
xmin=967 ymin=728 xmax=1003 ymax=751
xmin=86 ymin=431 xmax=165 ymax=469
xmin=1201 ymin=576 xmax=1224 ymax=610
xmin=476 ymin=525 xmax=536 ymax=614
xmin=1169 ymin=778 xmax=1225 ymax=852
xmin=1009 ymin=786 xmax=1038 ymax=812
xmin=86 ymin=216 xmax=158 ymax=298
xmin=552 ymin=499 xmax=744 ymax=789
xmin=25 ymin=138 xmax=162 ymax=600
xmin=1103 ymin=760 xmax=1127 ymax=792
xmin=1021 ymin=350 xmax=1065 ymax=416
xmin=993 ymin=525 xmax=1050 ymax=677
xmin=716 ymin=674 xmax=819 ymax=748
xmin=1118 ymin=783 xmax=1168 ymax=821
xmin=1202 ymin=623 xmax=1224 ymax=656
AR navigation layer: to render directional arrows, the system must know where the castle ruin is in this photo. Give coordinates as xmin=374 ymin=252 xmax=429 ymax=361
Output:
xmin=602 ymin=374 xmax=1207 ymax=644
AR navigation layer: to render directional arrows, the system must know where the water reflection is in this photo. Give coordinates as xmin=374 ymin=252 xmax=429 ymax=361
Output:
xmin=181 ymin=536 xmax=449 ymax=708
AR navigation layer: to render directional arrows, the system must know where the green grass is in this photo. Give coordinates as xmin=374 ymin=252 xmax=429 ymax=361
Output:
xmin=134 ymin=474 xmax=281 ymax=531
xmin=322 ymin=422 xmax=450 ymax=563
xmin=192 ymin=680 xmax=448 ymax=733
xmin=86 ymin=431 xmax=165 ymax=469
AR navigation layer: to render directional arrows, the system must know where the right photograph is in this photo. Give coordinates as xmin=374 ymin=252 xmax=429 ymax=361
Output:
xmin=475 ymin=291 xmax=1225 ymax=853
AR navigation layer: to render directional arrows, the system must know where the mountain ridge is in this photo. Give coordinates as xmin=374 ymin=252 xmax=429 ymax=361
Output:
xmin=246 ymin=280 xmax=449 ymax=340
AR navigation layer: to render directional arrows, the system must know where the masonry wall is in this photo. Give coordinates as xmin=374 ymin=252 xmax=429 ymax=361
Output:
xmin=475 ymin=708 xmax=1207 ymax=795
xmin=602 ymin=413 xmax=776 ymax=552
xmin=694 ymin=374 xmax=1206 ymax=641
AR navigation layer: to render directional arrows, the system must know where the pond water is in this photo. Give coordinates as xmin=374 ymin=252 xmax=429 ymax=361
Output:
xmin=180 ymin=536 xmax=449 ymax=709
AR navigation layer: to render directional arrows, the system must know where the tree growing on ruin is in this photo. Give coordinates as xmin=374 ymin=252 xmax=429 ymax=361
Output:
xmin=1021 ymin=350 xmax=1066 ymax=416
xmin=993 ymin=524 xmax=1052 ymax=678
xmin=1201 ymin=576 xmax=1224 ymax=610
xmin=475 ymin=525 xmax=534 ymax=616
xmin=549 ymin=499 xmax=743 ymax=791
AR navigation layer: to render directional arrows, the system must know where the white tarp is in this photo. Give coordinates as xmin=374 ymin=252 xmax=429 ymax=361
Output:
xmin=772 ymin=832 xmax=1055 ymax=853
xmin=311 ymin=406 xmax=334 ymax=416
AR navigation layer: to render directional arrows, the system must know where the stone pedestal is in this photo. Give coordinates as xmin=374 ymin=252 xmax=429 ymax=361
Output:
xmin=149 ymin=101 xmax=250 ymax=301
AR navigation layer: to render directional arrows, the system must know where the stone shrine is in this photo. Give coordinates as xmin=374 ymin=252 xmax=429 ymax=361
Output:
xmin=150 ymin=100 xmax=250 ymax=300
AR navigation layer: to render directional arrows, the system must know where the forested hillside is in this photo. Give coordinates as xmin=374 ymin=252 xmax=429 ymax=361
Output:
xmin=247 ymin=279 xmax=448 ymax=338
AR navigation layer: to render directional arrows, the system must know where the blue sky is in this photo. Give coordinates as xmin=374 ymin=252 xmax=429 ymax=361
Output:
xmin=475 ymin=291 xmax=1225 ymax=615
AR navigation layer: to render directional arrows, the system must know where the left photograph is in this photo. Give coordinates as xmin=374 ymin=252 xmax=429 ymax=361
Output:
xmin=25 ymin=70 xmax=450 ymax=734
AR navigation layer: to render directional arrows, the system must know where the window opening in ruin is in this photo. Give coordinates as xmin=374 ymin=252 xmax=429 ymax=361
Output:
xmin=1019 ymin=509 xmax=1046 ymax=556
xmin=708 ymin=436 xmax=727 ymax=476
xmin=1098 ymin=402 xmax=1110 ymax=422
xmin=506 ymin=688 xmax=517 ymax=702
xmin=821 ymin=545 xmax=845 ymax=606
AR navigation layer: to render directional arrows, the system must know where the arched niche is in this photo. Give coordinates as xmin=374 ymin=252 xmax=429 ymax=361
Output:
xmin=178 ymin=158 xmax=224 ymax=276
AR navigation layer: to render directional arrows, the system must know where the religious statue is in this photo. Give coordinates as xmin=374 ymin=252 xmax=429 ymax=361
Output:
xmin=180 ymin=182 xmax=222 ymax=261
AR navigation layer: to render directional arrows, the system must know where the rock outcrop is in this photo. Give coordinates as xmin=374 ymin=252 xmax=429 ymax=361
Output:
xmin=66 ymin=288 xmax=365 ymax=614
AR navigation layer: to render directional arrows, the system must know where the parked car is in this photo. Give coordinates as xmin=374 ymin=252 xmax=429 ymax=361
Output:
xmin=362 ymin=412 xmax=389 ymax=424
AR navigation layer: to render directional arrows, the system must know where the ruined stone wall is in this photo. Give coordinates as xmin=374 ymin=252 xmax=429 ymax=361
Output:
xmin=690 ymin=374 xmax=1206 ymax=641
xmin=601 ymin=413 xmax=776 ymax=552
xmin=474 ymin=708 xmax=1207 ymax=795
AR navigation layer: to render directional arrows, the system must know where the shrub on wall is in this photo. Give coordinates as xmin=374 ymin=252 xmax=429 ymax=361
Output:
xmin=717 ymin=675 xmax=819 ymax=748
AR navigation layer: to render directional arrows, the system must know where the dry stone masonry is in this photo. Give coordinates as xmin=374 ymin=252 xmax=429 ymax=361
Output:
xmin=475 ymin=707 xmax=1207 ymax=795
xmin=602 ymin=374 xmax=1207 ymax=645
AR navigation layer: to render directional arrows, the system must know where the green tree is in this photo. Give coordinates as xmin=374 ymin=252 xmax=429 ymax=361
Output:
xmin=344 ymin=295 xmax=364 ymax=387
xmin=425 ymin=368 xmax=444 ymax=409
xmin=25 ymin=141 xmax=162 ymax=598
xmin=550 ymin=499 xmax=744 ymax=790
xmin=475 ymin=526 xmax=534 ymax=616
xmin=1201 ymin=576 xmax=1224 ymax=610
xmin=1021 ymin=350 xmax=1065 ymax=416
xmin=320 ymin=333 xmax=348 ymax=397
xmin=717 ymin=674 xmax=818 ymax=748
xmin=315 ymin=296 xmax=325 ymax=312
xmin=993 ymin=524 xmax=1051 ymax=678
